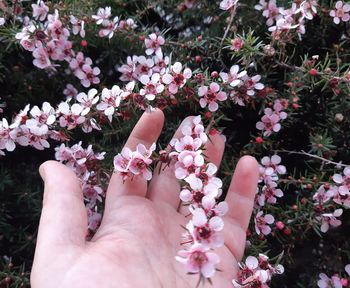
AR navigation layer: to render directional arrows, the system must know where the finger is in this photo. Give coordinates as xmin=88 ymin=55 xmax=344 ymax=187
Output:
xmin=35 ymin=161 xmax=87 ymax=251
xmin=178 ymin=131 xmax=226 ymax=215
xmin=104 ymin=109 xmax=164 ymax=212
xmin=147 ymin=116 xmax=193 ymax=208
xmin=223 ymin=156 xmax=259 ymax=261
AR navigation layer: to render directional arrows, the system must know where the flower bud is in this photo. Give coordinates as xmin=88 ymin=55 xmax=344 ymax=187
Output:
xmin=309 ymin=68 xmax=318 ymax=76
xmin=276 ymin=221 xmax=285 ymax=230
xmin=335 ymin=113 xmax=344 ymax=123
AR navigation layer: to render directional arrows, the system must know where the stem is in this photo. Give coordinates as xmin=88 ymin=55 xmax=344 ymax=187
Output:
xmin=275 ymin=149 xmax=349 ymax=167
xmin=218 ymin=6 xmax=237 ymax=60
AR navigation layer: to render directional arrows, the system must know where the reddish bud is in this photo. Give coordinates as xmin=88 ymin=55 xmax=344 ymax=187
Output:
xmin=195 ymin=55 xmax=202 ymax=63
xmin=341 ymin=278 xmax=348 ymax=286
xmin=81 ymin=40 xmax=88 ymax=47
xmin=287 ymin=81 xmax=293 ymax=87
xmin=139 ymin=35 xmax=145 ymax=41
xmin=209 ymin=128 xmax=218 ymax=136
xmin=283 ymin=228 xmax=292 ymax=235
xmin=306 ymin=184 xmax=313 ymax=190
xmin=309 ymin=68 xmax=318 ymax=76
xmin=292 ymin=204 xmax=298 ymax=210
xmin=4 ymin=277 xmax=12 ymax=284
xmin=276 ymin=221 xmax=285 ymax=230
xmin=255 ymin=136 xmax=264 ymax=144
xmin=205 ymin=111 xmax=212 ymax=119
xmin=301 ymin=197 xmax=308 ymax=205
xmin=211 ymin=71 xmax=219 ymax=78
xmin=197 ymin=35 xmax=203 ymax=41
xmin=292 ymin=103 xmax=299 ymax=109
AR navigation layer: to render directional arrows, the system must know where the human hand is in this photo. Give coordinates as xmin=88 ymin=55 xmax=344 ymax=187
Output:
xmin=31 ymin=109 xmax=259 ymax=288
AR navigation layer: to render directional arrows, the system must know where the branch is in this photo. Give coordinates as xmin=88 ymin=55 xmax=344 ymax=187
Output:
xmin=275 ymin=150 xmax=349 ymax=167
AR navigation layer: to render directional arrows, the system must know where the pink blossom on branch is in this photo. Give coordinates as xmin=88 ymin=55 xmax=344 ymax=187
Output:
xmin=255 ymin=211 xmax=275 ymax=235
xmin=219 ymin=0 xmax=239 ymax=11
xmin=113 ymin=143 xmax=156 ymax=181
xmin=144 ymin=33 xmax=165 ymax=58
xmin=162 ymin=62 xmax=192 ymax=94
xmin=198 ymin=82 xmax=227 ymax=112
xmin=330 ymin=1 xmax=350 ymax=24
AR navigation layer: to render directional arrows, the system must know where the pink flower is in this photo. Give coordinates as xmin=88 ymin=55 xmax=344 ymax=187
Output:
xmin=0 ymin=118 xmax=17 ymax=152
xmin=256 ymin=108 xmax=282 ymax=136
xmin=300 ymin=0 xmax=318 ymax=20
xmin=139 ymin=73 xmax=164 ymax=101
xmin=99 ymin=16 xmax=119 ymax=39
xmin=260 ymin=155 xmax=286 ymax=178
xmin=70 ymin=15 xmax=85 ymax=38
xmin=220 ymin=65 xmax=246 ymax=87
xmin=330 ymin=1 xmax=350 ymax=24
xmin=57 ymin=102 xmax=85 ymax=130
xmin=96 ymin=85 xmax=122 ymax=122
xmin=92 ymin=7 xmax=111 ymax=26
xmin=162 ymin=62 xmax=192 ymax=94
xmin=254 ymin=211 xmax=274 ymax=235
xmin=188 ymin=208 xmax=224 ymax=247
xmin=63 ymin=84 xmax=78 ymax=100
xmin=76 ymin=64 xmax=101 ymax=88
xmin=135 ymin=56 xmax=154 ymax=79
xmin=333 ymin=167 xmax=350 ymax=195
xmin=313 ymin=185 xmax=337 ymax=204
xmin=33 ymin=47 xmax=51 ymax=69
xmin=231 ymin=38 xmax=244 ymax=52
xmin=233 ymin=254 xmax=284 ymax=287
xmin=255 ymin=0 xmax=283 ymax=26
xmin=198 ymin=82 xmax=227 ymax=112
xmin=176 ymin=243 xmax=220 ymax=278
xmin=318 ymin=209 xmax=343 ymax=233
xmin=76 ymin=89 xmax=99 ymax=116
xmin=180 ymin=116 xmax=208 ymax=144
xmin=113 ymin=143 xmax=156 ymax=181
xmin=29 ymin=102 xmax=56 ymax=125
xmin=117 ymin=55 xmax=139 ymax=82
xmin=219 ymin=0 xmax=239 ymax=11
xmin=87 ymin=208 xmax=102 ymax=231
xmin=317 ymin=273 xmax=342 ymax=288
xmin=257 ymin=181 xmax=284 ymax=206
xmin=32 ymin=1 xmax=49 ymax=21
xmin=145 ymin=33 xmax=165 ymax=58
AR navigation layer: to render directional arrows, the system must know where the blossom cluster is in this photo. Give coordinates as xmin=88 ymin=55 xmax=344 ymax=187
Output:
xmin=232 ymin=254 xmax=284 ymax=287
xmin=113 ymin=143 xmax=156 ymax=181
xmin=54 ymin=142 xmax=107 ymax=231
xmin=171 ymin=116 xmax=227 ymax=279
xmin=15 ymin=4 xmax=137 ymax=88
xmin=256 ymin=99 xmax=288 ymax=137
xmin=219 ymin=64 xmax=264 ymax=108
xmin=313 ymin=166 xmax=350 ymax=233
xmin=254 ymin=155 xmax=286 ymax=236
xmin=92 ymin=6 xmax=137 ymax=39
xmin=255 ymin=0 xmax=318 ymax=40
xmin=16 ymin=4 xmax=101 ymax=88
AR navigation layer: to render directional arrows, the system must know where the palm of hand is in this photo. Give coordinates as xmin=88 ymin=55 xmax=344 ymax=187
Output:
xmin=31 ymin=110 xmax=258 ymax=288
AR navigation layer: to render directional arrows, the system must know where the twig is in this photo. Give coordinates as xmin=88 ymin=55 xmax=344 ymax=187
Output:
xmin=218 ymin=5 xmax=237 ymax=60
xmin=275 ymin=149 xmax=349 ymax=167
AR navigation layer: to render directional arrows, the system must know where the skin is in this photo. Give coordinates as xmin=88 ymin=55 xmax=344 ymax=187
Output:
xmin=31 ymin=109 xmax=259 ymax=288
